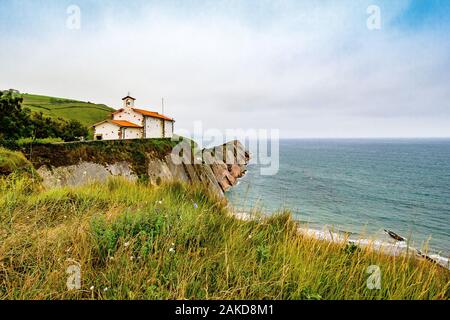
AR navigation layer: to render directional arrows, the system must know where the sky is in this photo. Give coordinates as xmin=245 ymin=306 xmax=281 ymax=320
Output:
xmin=1 ymin=0 xmax=449 ymax=138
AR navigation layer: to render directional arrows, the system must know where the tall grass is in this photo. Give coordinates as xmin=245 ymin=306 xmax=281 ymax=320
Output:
xmin=0 ymin=176 xmax=448 ymax=300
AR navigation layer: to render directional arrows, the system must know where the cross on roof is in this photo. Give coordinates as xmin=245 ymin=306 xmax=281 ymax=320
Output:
xmin=122 ymin=93 xmax=136 ymax=101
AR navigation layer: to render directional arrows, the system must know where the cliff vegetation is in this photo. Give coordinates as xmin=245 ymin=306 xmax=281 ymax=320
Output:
xmin=14 ymin=138 xmax=183 ymax=179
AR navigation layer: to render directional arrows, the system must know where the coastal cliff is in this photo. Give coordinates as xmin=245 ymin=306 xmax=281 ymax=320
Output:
xmin=22 ymin=138 xmax=250 ymax=195
xmin=1 ymin=140 xmax=448 ymax=300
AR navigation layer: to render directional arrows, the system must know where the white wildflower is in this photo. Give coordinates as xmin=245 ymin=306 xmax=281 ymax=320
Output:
xmin=169 ymin=247 xmax=175 ymax=253
xmin=104 ymin=287 xmax=108 ymax=292
xmin=90 ymin=286 xmax=95 ymax=290
xmin=124 ymin=241 xmax=130 ymax=247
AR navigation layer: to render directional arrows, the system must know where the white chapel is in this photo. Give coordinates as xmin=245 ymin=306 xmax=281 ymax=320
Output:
xmin=92 ymin=95 xmax=175 ymax=140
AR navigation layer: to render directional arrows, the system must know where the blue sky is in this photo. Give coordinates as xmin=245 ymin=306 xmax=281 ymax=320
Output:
xmin=1 ymin=0 xmax=449 ymax=137
xmin=2 ymin=0 xmax=449 ymax=31
xmin=394 ymin=0 xmax=450 ymax=28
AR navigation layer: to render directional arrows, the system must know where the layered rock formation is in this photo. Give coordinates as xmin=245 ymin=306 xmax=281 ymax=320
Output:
xmin=33 ymin=139 xmax=250 ymax=196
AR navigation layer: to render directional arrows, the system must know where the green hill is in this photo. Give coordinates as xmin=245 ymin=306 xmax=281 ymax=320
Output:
xmin=21 ymin=93 xmax=115 ymax=127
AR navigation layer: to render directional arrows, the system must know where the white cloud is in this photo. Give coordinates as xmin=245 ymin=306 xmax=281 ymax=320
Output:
xmin=1 ymin=0 xmax=449 ymax=137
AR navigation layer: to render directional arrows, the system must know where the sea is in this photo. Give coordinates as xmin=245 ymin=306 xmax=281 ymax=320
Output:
xmin=226 ymin=139 xmax=450 ymax=259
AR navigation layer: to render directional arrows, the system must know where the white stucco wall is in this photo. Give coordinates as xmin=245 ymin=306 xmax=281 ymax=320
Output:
xmin=164 ymin=120 xmax=174 ymax=138
xmin=96 ymin=110 xmax=174 ymax=140
xmin=145 ymin=117 xmax=163 ymax=138
xmin=94 ymin=122 xmax=120 ymax=141
xmin=122 ymin=127 xmax=143 ymax=140
xmin=113 ymin=108 xmax=143 ymax=126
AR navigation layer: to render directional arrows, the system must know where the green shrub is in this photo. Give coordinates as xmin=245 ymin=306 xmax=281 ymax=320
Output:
xmin=0 ymin=147 xmax=34 ymax=176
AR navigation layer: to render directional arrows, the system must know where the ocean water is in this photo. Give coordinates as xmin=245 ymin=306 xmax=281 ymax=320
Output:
xmin=226 ymin=139 xmax=450 ymax=257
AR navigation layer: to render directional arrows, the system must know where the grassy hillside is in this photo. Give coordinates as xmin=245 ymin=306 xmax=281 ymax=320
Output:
xmin=0 ymin=174 xmax=448 ymax=300
xmin=21 ymin=93 xmax=115 ymax=127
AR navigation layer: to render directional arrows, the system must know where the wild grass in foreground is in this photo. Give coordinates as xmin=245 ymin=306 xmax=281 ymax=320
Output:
xmin=0 ymin=176 xmax=448 ymax=300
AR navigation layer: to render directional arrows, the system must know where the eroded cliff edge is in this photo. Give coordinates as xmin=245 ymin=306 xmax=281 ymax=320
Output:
xmin=25 ymin=139 xmax=250 ymax=196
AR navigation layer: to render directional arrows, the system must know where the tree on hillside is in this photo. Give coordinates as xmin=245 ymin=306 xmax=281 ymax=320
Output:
xmin=29 ymin=112 xmax=63 ymax=139
xmin=0 ymin=89 xmax=32 ymax=141
xmin=1 ymin=89 xmax=89 ymax=143
xmin=61 ymin=119 xmax=89 ymax=142
xmin=30 ymin=113 xmax=88 ymax=142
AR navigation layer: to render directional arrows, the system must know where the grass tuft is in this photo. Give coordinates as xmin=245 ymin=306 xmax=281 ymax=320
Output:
xmin=0 ymin=148 xmax=35 ymax=176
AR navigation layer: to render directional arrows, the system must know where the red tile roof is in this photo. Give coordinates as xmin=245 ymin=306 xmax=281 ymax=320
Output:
xmin=110 ymin=120 xmax=143 ymax=128
xmin=132 ymin=108 xmax=175 ymax=122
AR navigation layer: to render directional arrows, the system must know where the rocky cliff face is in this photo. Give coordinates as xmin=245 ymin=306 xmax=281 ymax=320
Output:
xmin=33 ymin=139 xmax=250 ymax=196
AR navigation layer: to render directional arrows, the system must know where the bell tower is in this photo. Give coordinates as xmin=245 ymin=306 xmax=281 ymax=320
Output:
xmin=122 ymin=93 xmax=136 ymax=109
